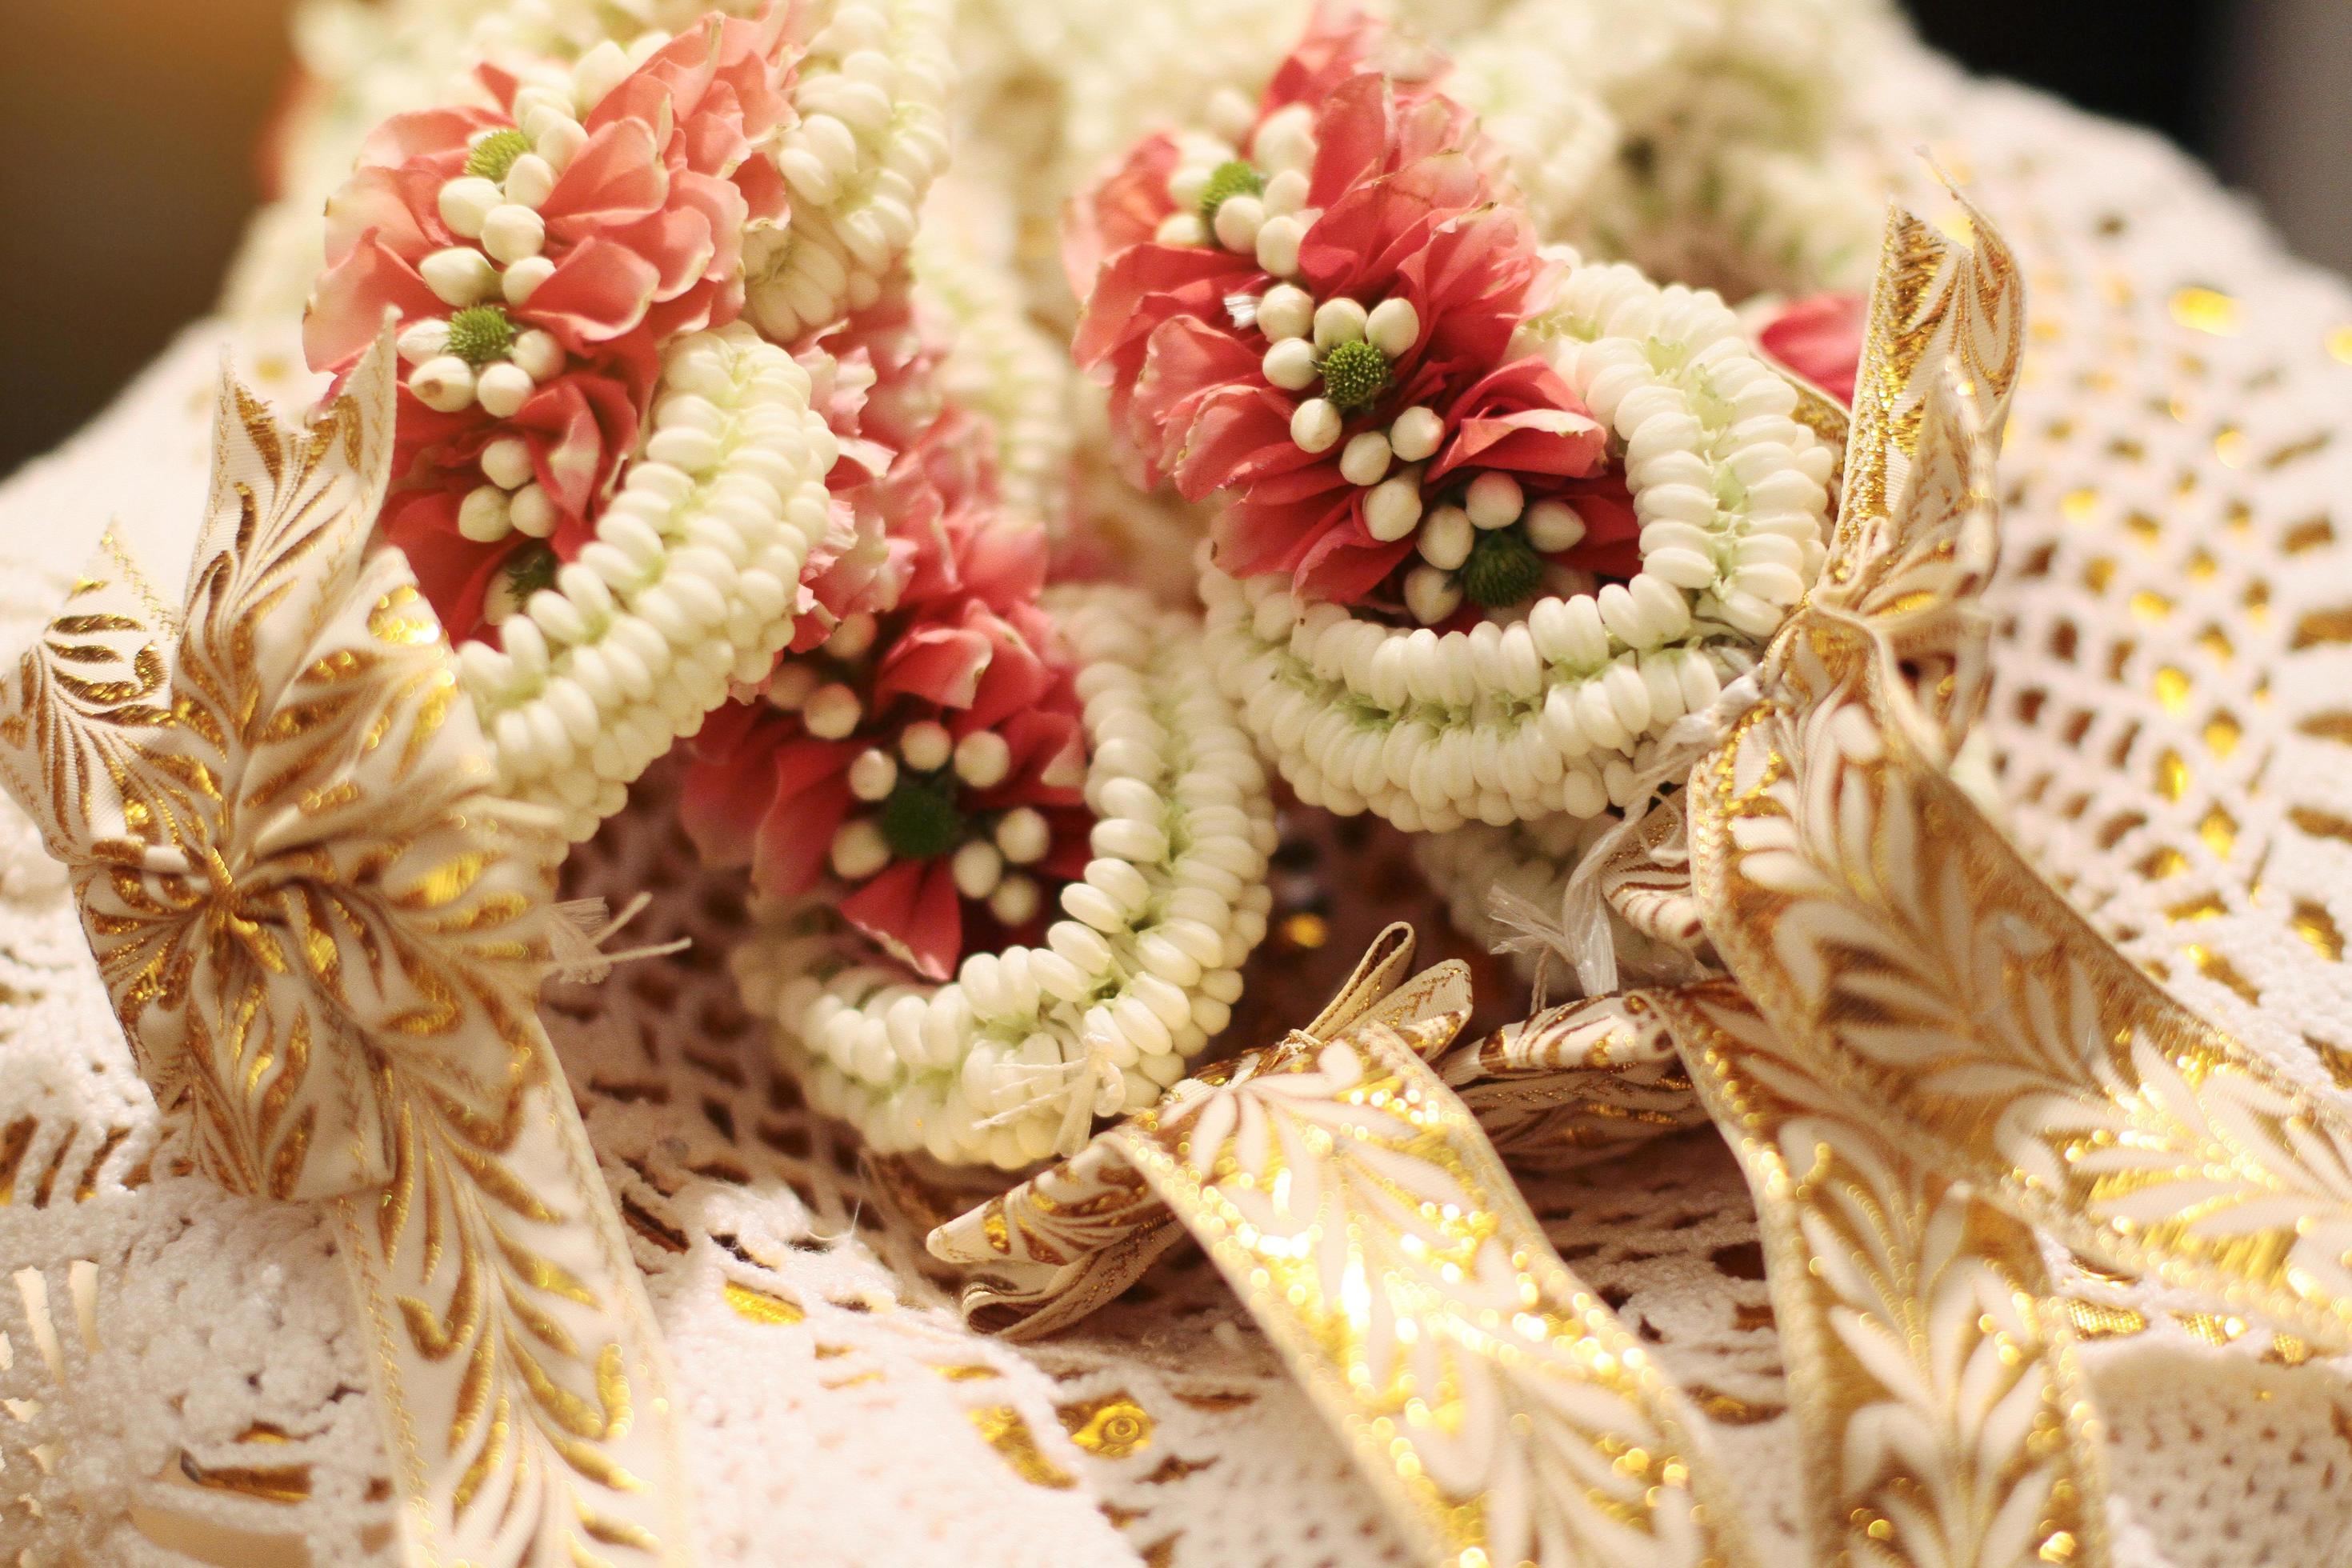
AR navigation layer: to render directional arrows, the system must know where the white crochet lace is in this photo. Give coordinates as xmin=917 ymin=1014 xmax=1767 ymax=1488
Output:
xmin=6 ymin=32 xmax=2352 ymax=1568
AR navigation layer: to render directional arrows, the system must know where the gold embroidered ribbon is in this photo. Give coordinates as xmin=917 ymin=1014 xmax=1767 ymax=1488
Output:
xmin=933 ymin=928 xmax=1757 ymax=1568
xmin=934 ymin=192 xmax=2352 ymax=1568
xmin=0 ymin=341 xmax=694 ymax=1568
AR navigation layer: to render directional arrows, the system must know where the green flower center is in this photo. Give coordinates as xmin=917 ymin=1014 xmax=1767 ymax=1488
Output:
xmin=504 ymin=541 xmax=560 ymax=602
xmin=1460 ymin=527 xmax=1545 ymax=609
xmin=1198 ymin=159 xmax=1264 ymax=221
xmin=446 ymin=305 xmax=518 ymax=368
xmin=466 ymin=128 xmax=535 ymax=183
xmin=1318 ymin=338 xmax=1390 ymax=411
xmin=881 ymin=775 xmax=966 ymax=860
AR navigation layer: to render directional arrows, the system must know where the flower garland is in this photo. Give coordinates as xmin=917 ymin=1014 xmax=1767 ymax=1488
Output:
xmin=303 ymin=7 xmax=959 ymax=841
xmin=742 ymin=0 xmax=954 ymax=342
xmin=732 ymin=586 xmax=1276 ymax=1168
xmin=684 ymin=314 xmax=1275 ymax=1166
xmin=1068 ymin=16 xmax=1833 ymax=830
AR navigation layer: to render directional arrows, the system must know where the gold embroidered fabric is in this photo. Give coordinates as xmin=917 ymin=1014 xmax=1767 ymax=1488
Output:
xmin=934 ymin=928 xmax=1754 ymax=1568
xmin=0 ymin=342 xmax=694 ymax=1568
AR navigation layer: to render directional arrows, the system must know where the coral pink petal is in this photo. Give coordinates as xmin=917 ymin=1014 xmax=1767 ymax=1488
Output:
xmin=1436 ymin=406 xmax=1605 ymax=482
xmin=1073 ymin=243 xmax=1255 ymax=374
xmin=749 ymin=753 xmax=858 ymax=898
xmin=522 ymin=238 xmax=665 ymax=350
xmin=541 ymin=120 xmax=670 ymax=236
xmin=876 ymin=622 xmax=994 ymax=710
xmin=305 ymin=233 xmax=446 ymax=372
xmin=511 ymin=374 xmax=634 ymax=516
xmin=1305 ymin=72 xmax=1395 ymax=205
xmin=1296 ymin=524 xmax=1414 ymax=602
xmin=1168 ymin=385 xmax=1309 ymax=502
xmin=1064 ymin=133 xmax=1181 ymax=296
xmin=322 ymin=166 xmax=431 ymax=268
xmin=358 ymin=105 xmax=505 ymax=168
xmin=1759 ymin=292 xmax=1866 ymax=405
xmin=385 ymin=490 xmax=505 ymax=643
xmin=842 ymin=862 xmax=964 ymax=982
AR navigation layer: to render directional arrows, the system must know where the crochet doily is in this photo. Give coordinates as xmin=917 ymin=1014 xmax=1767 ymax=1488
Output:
xmin=6 ymin=35 xmax=2352 ymax=1568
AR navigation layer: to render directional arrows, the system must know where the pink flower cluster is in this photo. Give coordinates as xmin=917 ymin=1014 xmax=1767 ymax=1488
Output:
xmin=1066 ymin=9 xmax=1640 ymax=624
xmin=304 ymin=10 xmax=797 ymax=641
xmin=682 ymin=314 xmax=1090 ymax=982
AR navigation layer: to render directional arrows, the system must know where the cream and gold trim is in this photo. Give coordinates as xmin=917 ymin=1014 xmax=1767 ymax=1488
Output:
xmin=0 ymin=339 xmax=694 ymax=1568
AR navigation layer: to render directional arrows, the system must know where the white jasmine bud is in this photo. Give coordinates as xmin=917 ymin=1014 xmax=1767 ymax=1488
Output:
xmin=1290 ymin=398 xmax=1342 ymax=454
xmin=536 ymin=117 xmax=588 ymax=173
xmin=1257 ymin=283 xmax=1314 ymax=342
xmin=805 ymin=683 xmax=863 ymax=739
xmin=481 ymin=204 xmax=546 ymax=265
xmin=830 ymin=818 xmax=890 ymax=881
xmin=1252 ymin=103 xmax=1315 ymax=173
xmin=954 ymin=730 xmax=1012 ymax=788
xmin=396 ymin=318 xmax=452 ymax=365
xmin=456 ymin=485 xmax=514 ymax=542
xmin=1205 ymin=86 xmax=1254 ymax=142
xmin=1466 ymin=470 xmax=1525 ymax=530
xmin=1166 ymin=162 xmax=1211 ymax=210
xmin=952 ymin=840 xmax=1005 ymax=900
xmin=1261 ymin=167 xmax=1308 ymax=216
xmin=1366 ymin=297 xmax=1420 ymax=358
xmin=1365 ymin=474 xmax=1424 ymax=542
xmin=989 ymin=873 xmax=1042 ymax=926
xmin=1262 ymin=338 xmax=1318 ymax=390
xmin=899 ymin=719 xmax=953 ymax=771
xmin=502 ymin=256 xmax=556 ymax=306
xmin=1311 ymin=296 xmax=1367 ymax=350
xmin=1523 ymin=498 xmax=1588 ymax=553
xmin=438 ymin=177 xmax=503 ymax=239
xmin=1211 ymin=194 xmax=1264 ymax=253
xmin=475 ymin=362 xmax=536 ymax=418
xmin=825 ymin=612 xmax=878 ymax=658
xmin=848 ymin=747 xmax=898 ymax=802
xmin=571 ymin=41 xmax=632 ymax=113
xmin=508 ymin=483 xmax=558 ymax=538
xmin=510 ymin=328 xmax=564 ymax=382
xmin=765 ymin=663 xmax=818 ymax=710
xmin=1404 ymin=565 xmax=1463 ymax=626
xmin=421 ymin=247 xmax=498 ymax=307
xmin=1154 ymin=212 xmax=1207 ymax=246
xmin=502 ymin=153 xmax=556 ymax=209
xmin=1417 ymin=504 xmax=1474 ymax=569
xmin=1388 ymin=405 xmax=1443 ymax=463
xmin=1254 ymin=214 xmax=1304 ymax=277
xmin=409 ymin=355 xmax=478 ymax=413
xmin=480 ymin=435 xmax=534 ymax=490
xmin=995 ymin=806 xmax=1051 ymax=865
xmin=1338 ymin=430 xmax=1392 ymax=487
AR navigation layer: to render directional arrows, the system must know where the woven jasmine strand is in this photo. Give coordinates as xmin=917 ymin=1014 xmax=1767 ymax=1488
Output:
xmin=1448 ymin=42 xmax=1622 ymax=242
xmin=1202 ymin=563 xmax=1750 ymax=832
xmin=912 ymin=206 xmax=1077 ymax=533
xmin=458 ymin=322 xmax=838 ymax=840
xmin=1201 ymin=258 xmax=1822 ymax=832
xmin=1529 ymin=258 xmax=1833 ymax=630
xmin=736 ymin=588 xmax=1278 ymax=1169
xmin=746 ymin=0 xmax=954 ymax=343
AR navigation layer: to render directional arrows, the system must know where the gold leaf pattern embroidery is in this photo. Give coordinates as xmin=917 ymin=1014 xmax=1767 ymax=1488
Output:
xmin=0 ymin=338 xmax=694 ymax=1568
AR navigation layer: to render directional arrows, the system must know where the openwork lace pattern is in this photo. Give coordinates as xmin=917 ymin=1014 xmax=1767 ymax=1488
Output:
xmin=7 ymin=37 xmax=2352 ymax=1568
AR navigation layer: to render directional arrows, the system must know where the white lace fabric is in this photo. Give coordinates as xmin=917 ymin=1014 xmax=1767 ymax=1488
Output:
xmin=6 ymin=38 xmax=2352 ymax=1568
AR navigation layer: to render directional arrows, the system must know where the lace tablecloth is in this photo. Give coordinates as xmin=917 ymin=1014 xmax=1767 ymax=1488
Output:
xmin=5 ymin=37 xmax=2352 ymax=1568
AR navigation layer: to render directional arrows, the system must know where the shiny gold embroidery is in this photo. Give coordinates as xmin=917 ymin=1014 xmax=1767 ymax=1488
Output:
xmin=1654 ymin=982 xmax=2109 ymax=1568
xmin=0 ymin=338 xmax=693 ymax=1568
xmin=936 ymin=929 xmax=1754 ymax=1568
